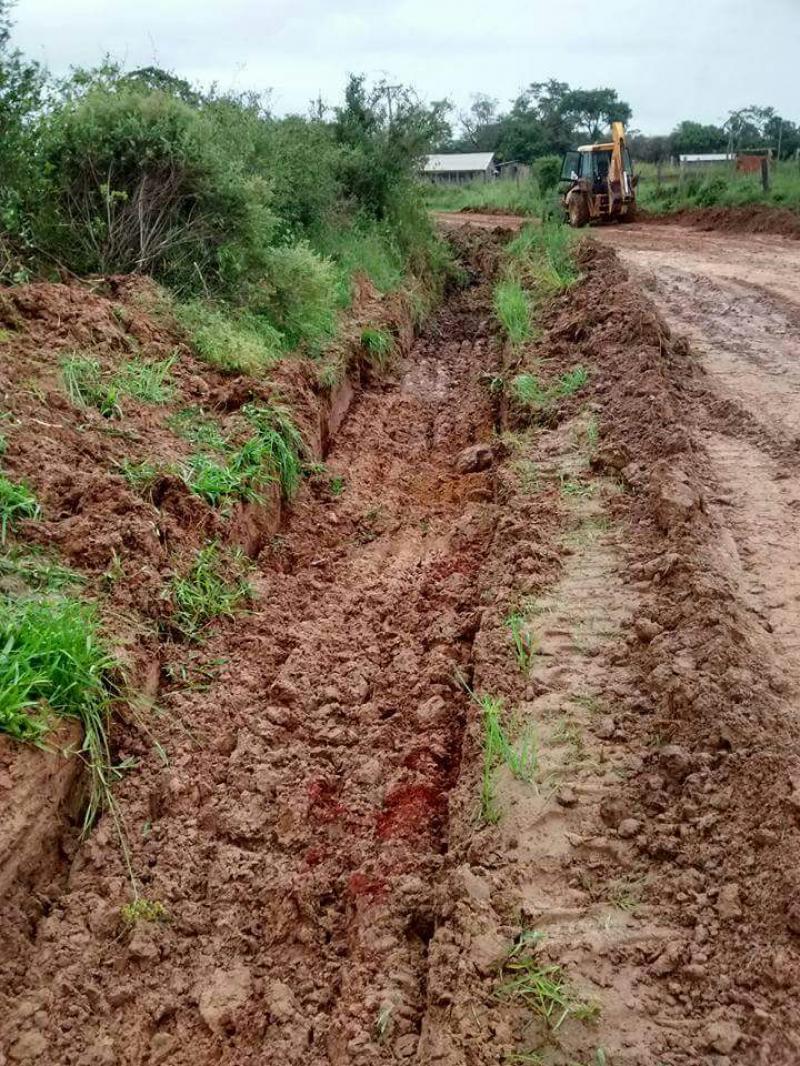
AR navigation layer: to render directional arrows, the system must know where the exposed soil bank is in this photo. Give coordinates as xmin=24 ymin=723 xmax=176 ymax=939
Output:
xmin=646 ymin=202 xmax=800 ymax=240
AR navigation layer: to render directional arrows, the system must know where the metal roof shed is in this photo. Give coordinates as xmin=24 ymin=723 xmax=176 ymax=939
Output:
xmin=423 ymin=152 xmax=495 ymax=184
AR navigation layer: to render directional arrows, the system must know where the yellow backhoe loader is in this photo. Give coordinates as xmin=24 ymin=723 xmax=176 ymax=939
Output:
xmin=560 ymin=122 xmax=637 ymax=227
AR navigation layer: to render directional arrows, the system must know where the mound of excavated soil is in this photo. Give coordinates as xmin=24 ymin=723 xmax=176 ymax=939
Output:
xmin=650 ymin=202 xmax=800 ymax=239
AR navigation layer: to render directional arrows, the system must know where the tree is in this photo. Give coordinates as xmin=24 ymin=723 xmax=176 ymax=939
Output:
xmin=561 ymin=87 xmax=632 ymax=142
xmin=458 ymin=93 xmax=501 ymax=151
xmin=669 ymin=120 xmax=728 ymax=155
xmin=0 ymin=0 xmax=45 ymax=231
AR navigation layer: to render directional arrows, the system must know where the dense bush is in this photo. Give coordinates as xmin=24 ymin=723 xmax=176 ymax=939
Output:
xmin=34 ymin=87 xmax=276 ymax=289
xmin=532 ymin=155 xmax=561 ymax=193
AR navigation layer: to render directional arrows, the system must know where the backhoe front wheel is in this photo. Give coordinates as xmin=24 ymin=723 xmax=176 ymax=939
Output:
xmin=567 ymin=193 xmax=589 ymax=228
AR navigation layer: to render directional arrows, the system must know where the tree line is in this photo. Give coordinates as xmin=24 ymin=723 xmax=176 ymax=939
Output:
xmin=440 ymin=83 xmax=799 ymax=163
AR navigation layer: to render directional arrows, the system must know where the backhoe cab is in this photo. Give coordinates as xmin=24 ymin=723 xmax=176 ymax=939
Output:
xmin=560 ymin=121 xmax=637 ymax=227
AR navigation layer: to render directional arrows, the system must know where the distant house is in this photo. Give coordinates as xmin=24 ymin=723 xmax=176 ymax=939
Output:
xmin=423 ymin=152 xmax=496 ymax=184
xmin=678 ymin=153 xmax=735 ymax=169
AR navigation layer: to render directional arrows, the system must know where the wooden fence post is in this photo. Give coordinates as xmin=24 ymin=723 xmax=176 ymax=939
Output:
xmin=761 ymin=157 xmax=770 ymax=193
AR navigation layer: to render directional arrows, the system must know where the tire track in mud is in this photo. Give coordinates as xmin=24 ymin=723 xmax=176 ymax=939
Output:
xmin=0 ymin=255 xmax=508 ymax=1065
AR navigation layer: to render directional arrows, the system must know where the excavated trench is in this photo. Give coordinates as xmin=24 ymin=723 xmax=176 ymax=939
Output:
xmin=9 ymin=218 xmax=800 ymax=1066
xmin=0 ymin=235 xmax=509 ymax=1066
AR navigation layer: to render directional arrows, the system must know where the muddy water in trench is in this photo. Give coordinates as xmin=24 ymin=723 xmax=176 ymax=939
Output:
xmin=1 ymin=281 xmax=502 ymax=1065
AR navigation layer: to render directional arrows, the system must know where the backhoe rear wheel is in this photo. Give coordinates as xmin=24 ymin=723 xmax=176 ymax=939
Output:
xmin=567 ymin=193 xmax=590 ymax=228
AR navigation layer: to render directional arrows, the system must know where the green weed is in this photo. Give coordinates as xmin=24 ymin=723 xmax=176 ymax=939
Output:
xmin=559 ymin=474 xmax=595 ymax=498
xmin=117 ymin=355 xmax=176 ymax=404
xmin=117 ymin=458 xmax=161 ymax=496
xmin=166 ymin=407 xmax=229 ymax=451
xmin=170 ymin=544 xmax=251 ymax=641
xmin=0 ymin=548 xmax=81 ymax=593
xmin=494 ymin=278 xmax=532 ymax=345
xmin=61 ymin=355 xmax=122 ymax=418
xmin=507 ymin=223 xmax=580 ymax=294
xmin=176 ymin=301 xmax=282 ymax=375
xmin=0 ymin=475 xmax=40 ymax=542
xmin=465 ymin=688 xmax=538 ymax=823
xmin=241 ymin=403 xmax=304 ymax=501
xmin=120 ymin=898 xmax=168 ymax=924
xmin=504 ymin=612 xmax=536 ymax=673
xmin=496 ymin=931 xmax=598 ymax=1029
xmin=329 ymin=475 xmax=345 ymax=496
xmin=512 ymin=366 xmax=588 ymax=415
xmin=0 ymin=595 xmax=120 ymax=829
xmin=361 ymin=326 xmax=394 ymax=369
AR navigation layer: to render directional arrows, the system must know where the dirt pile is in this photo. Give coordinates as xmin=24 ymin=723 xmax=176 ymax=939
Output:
xmin=648 ymin=202 xmax=800 ymax=239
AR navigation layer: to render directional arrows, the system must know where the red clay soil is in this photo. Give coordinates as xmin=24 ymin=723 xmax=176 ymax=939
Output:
xmin=4 ymin=226 xmax=800 ymax=1064
xmin=648 ymin=202 xmax=800 ymax=239
xmin=0 ymin=236 xmax=508 ymax=1065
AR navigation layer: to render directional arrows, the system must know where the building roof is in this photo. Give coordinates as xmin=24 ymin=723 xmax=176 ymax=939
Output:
xmin=679 ymin=153 xmax=734 ymax=163
xmin=423 ymin=152 xmax=495 ymax=173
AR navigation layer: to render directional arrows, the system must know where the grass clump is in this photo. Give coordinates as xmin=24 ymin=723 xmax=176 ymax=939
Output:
xmin=175 ymin=302 xmax=282 ymax=376
xmin=170 ymin=543 xmax=251 ymax=641
xmin=361 ymin=326 xmax=395 ymax=369
xmin=507 ymin=223 xmax=580 ymax=295
xmin=504 ymin=612 xmax=537 ymax=673
xmin=494 ymin=279 xmax=532 ymax=345
xmin=166 ymin=407 xmax=228 ymax=451
xmin=0 ymin=596 xmax=118 ymax=827
xmin=179 ymin=403 xmax=304 ymax=509
xmin=496 ymin=931 xmax=599 ymax=1030
xmin=463 ymin=687 xmax=538 ymax=823
xmin=117 ymin=458 xmax=161 ymax=495
xmin=120 ymin=898 xmax=168 ymax=925
xmin=512 ymin=366 xmax=588 ymax=415
xmin=62 ymin=352 xmax=178 ymax=416
xmin=0 ymin=475 xmax=40 ymax=543
xmin=61 ymin=355 xmax=122 ymax=418
xmin=116 ymin=355 xmax=176 ymax=404
xmin=0 ymin=547 xmax=81 ymax=593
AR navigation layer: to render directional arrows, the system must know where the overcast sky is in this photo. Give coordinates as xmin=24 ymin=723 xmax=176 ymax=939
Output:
xmin=11 ymin=0 xmax=798 ymax=134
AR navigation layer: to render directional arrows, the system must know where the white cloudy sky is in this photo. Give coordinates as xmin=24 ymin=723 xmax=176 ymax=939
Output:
xmin=11 ymin=0 xmax=798 ymax=133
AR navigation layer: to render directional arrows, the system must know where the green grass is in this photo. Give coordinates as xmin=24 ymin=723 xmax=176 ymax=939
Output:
xmin=469 ymin=690 xmax=538 ymax=823
xmin=179 ymin=403 xmax=304 ymax=509
xmin=507 ymin=223 xmax=580 ymax=294
xmin=496 ymin=931 xmax=599 ymax=1030
xmin=636 ymin=159 xmax=800 ymax=215
xmin=0 ymin=475 xmax=40 ymax=543
xmin=0 ymin=547 xmax=82 ymax=593
xmin=494 ymin=279 xmax=532 ymax=345
xmin=61 ymin=355 xmax=122 ymax=418
xmin=421 ymin=178 xmax=545 ymax=216
xmin=62 ymin=353 xmax=178 ymax=416
xmin=116 ymin=355 xmax=176 ymax=404
xmin=170 ymin=543 xmax=251 ymax=641
xmin=175 ymin=301 xmax=282 ymax=375
xmin=512 ymin=366 xmax=588 ymax=414
xmin=0 ymin=595 xmax=119 ymax=828
xmin=361 ymin=326 xmax=395 ymax=369
xmin=166 ymin=407 xmax=229 ymax=451
xmin=504 ymin=612 xmax=536 ymax=673
xmin=117 ymin=458 xmax=161 ymax=495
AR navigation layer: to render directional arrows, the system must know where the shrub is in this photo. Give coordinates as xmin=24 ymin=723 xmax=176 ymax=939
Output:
xmin=532 ymin=155 xmax=562 ymax=194
xmin=254 ymin=242 xmax=338 ymax=351
xmin=34 ymin=86 xmax=276 ymax=292
xmin=176 ymin=302 xmax=282 ymax=375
